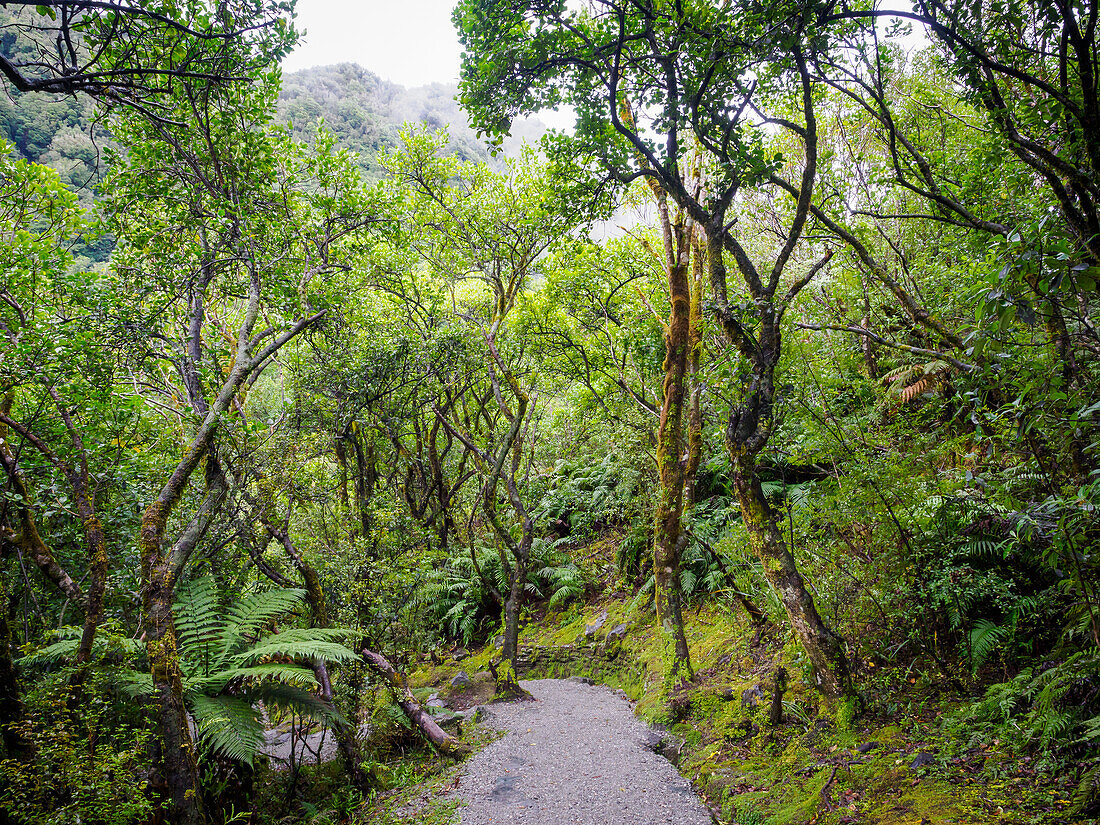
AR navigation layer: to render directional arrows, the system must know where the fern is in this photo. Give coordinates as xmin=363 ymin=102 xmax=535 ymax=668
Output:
xmin=969 ymin=619 xmax=1010 ymax=673
xmin=215 ymin=587 xmax=308 ymax=670
xmin=123 ymin=573 xmax=360 ymax=766
xmin=191 ymin=694 xmax=265 ymax=765
xmin=18 ymin=624 xmax=143 ymax=669
xmin=1071 ymin=761 xmax=1100 ymax=817
xmin=174 ymin=575 xmax=223 ymax=675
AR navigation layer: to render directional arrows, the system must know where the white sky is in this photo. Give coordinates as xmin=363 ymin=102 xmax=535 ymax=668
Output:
xmin=282 ymin=0 xmax=464 ymax=87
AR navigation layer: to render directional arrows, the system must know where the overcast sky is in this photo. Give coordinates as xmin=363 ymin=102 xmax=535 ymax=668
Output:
xmin=282 ymin=0 xmax=464 ymax=87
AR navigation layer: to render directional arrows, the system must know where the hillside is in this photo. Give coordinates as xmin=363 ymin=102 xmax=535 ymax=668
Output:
xmin=276 ymin=63 xmax=493 ymax=177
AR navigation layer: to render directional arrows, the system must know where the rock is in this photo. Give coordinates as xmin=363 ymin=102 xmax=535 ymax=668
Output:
xmin=568 ymin=676 xmax=595 ymax=686
xmin=426 ymin=693 xmax=446 ymax=709
xmin=494 ymin=635 xmax=504 ymax=649
xmin=910 ymin=751 xmax=936 ymax=769
xmin=659 ymin=735 xmax=685 ymax=765
xmin=719 ymin=687 xmax=736 ymax=701
xmin=584 ymin=609 xmax=609 ymax=638
xmin=437 ymin=711 xmax=462 ymax=731
xmin=606 ymin=622 xmax=628 ymax=641
xmin=450 ymin=671 xmax=472 ymax=689
xmin=740 ymin=684 xmax=764 ymax=709
xmin=640 ymin=726 xmax=684 ymax=764
xmin=856 ymin=741 xmax=881 ymax=754
xmin=453 ymin=648 xmax=469 ymax=661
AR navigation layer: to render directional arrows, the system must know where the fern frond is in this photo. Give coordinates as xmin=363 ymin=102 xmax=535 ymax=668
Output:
xmin=261 ymin=683 xmax=346 ymax=728
xmin=969 ymin=619 xmax=1010 ymax=673
xmin=215 ymin=588 xmax=307 ymax=668
xmin=186 ymin=663 xmax=321 ymax=695
xmin=174 ymin=574 xmax=222 ymax=674
xmin=191 ymin=694 xmax=265 ymax=765
xmin=231 ymin=639 xmax=359 ymax=667
xmin=1072 ymin=761 xmax=1100 ymax=817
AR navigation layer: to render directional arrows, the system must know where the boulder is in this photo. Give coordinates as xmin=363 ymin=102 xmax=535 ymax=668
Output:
xmin=584 ymin=609 xmax=609 ymax=639
xmin=910 ymin=751 xmax=936 ymax=769
xmin=740 ymin=684 xmax=764 ymax=709
xmin=450 ymin=671 xmax=472 ymax=689
xmin=606 ymin=622 xmax=629 ymax=642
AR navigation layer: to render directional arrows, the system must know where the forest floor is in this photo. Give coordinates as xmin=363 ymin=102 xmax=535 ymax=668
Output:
xmin=304 ymin=540 xmax=1082 ymax=825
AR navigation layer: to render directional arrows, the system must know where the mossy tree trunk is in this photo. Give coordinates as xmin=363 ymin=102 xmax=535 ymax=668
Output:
xmin=729 ymin=450 xmax=853 ymax=701
xmin=0 ymin=393 xmax=109 ymax=704
xmin=136 ymin=279 xmax=324 ymax=823
xmin=652 ymin=186 xmax=695 ymax=683
xmin=698 ymin=50 xmax=857 ymax=708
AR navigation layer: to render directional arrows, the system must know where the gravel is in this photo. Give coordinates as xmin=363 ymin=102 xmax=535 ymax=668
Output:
xmin=451 ymin=678 xmax=714 ymax=825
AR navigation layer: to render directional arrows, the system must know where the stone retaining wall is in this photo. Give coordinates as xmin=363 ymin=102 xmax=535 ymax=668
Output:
xmin=514 ymin=639 xmax=641 ymax=683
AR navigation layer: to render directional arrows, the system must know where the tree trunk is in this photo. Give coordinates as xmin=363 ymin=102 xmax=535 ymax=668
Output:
xmin=360 ymin=649 xmax=466 ymax=756
xmin=0 ymin=571 xmax=29 ymax=759
xmin=501 ymin=530 xmax=530 ymax=667
xmin=684 ymin=238 xmax=705 ymax=510
xmin=70 ymin=476 xmax=107 ymax=699
xmin=652 ymin=191 xmax=694 ymax=683
xmin=334 ymin=437 xmax=349 ymax=508
xmin=143 ymin=554 xmax=205 ymax=825
xmin=730 ymin=450 xmax=855 ymax=706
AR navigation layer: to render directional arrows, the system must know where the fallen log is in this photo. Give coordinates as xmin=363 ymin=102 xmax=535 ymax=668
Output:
xmin=361 ymin=649 xmax=468 ymax=757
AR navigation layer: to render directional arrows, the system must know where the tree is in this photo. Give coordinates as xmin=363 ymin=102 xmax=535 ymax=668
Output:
xmin=456 ymin=0 xmax=858 ymax=706
xmin=100 ymin=65 xmax=371 ymax=822
xmin=384 ymin=132 xmax=586 ymax=690
xmin=0 ymin=1 xmax=294 ymax=121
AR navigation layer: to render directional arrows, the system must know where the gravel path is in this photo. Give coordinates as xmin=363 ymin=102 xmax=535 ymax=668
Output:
xmin=452 ymin=678 xmax=714 ymax=825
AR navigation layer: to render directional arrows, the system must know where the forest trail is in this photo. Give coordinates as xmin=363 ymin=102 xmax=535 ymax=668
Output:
xmin=452 ymin=678 xmax=714 ymax=825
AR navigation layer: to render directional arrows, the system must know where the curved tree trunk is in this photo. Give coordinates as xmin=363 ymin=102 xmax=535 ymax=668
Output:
xmin=361 ymin=649 xmax=466 ymax=756
xmin=730 ymin=450 xmax=854 ymax=705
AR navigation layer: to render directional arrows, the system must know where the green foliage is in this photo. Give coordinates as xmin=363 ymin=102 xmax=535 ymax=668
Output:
xmin=951 ymin=650 xmax=1100 ymax=814
xmin=907 ymin=494 xmax=1065 ymax=673
xmin=534 ymin=453 xmax=643 ymax=541
xmin=0 ymin=678 xmax=153 ymax=825
xmin=122 ymin=574 xmax=360 ymax=766
xmin=424 ymin=542 xmax=590 ymax=645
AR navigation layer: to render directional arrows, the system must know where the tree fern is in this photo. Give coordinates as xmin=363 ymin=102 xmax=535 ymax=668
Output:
xmin=125 ymin=573 xmax=359 ymax=765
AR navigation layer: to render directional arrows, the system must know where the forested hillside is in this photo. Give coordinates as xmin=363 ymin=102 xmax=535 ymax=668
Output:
xmin=0 ymin=6 xmax=494 ymax=189
xmin=1 ymin=2 xmax=1098 ymax=825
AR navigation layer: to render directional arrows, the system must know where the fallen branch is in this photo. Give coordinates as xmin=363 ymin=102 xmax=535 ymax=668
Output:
xmin=361 ymin=648 xmax=468 ymax=757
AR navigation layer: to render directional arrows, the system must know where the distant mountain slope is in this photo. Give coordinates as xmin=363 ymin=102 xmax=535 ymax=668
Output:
xmin=277 ymin=63 xmax=491 ymax=177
